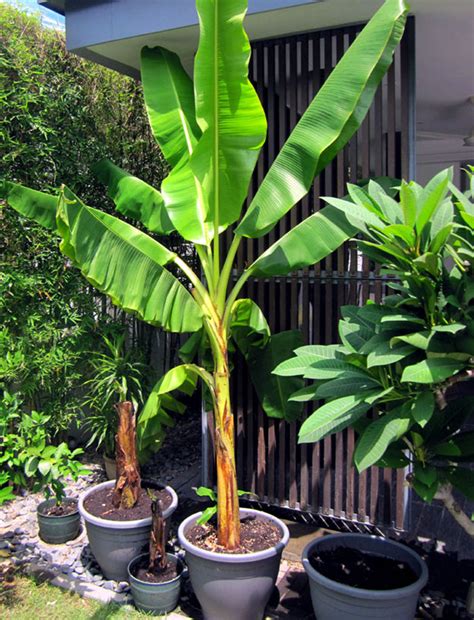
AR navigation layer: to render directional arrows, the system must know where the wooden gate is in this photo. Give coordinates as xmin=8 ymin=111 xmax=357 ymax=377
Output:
xmin=205 ymin=19 xmax=416 ymax=531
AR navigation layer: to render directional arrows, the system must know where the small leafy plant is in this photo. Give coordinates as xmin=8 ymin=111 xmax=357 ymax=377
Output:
xmin=276 ymin=169 xmax=474 ymax=536
xmin=0 ymin=391 xmax=88 ymax=505
xmin=83 ymin=332 xmax=146 ymax=457
xmin=193 ymin=486 xmax=256 ymax=525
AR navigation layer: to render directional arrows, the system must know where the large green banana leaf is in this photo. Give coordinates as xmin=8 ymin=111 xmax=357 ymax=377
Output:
xmin=0 ymin=181 xmax=57 ymax=230
xmin=93 ymin=158 xmax=174 ymax=235
xmin=246 ymin=331 xmax=304 ymax=420
xmin=140 ymin=46 xmax=208 ymax=243
xmin=236 ymin=0 xmax=408 ymax=238
xmin=137 ymin=364 xmax=211 ymax=462
xmin=56 ymin=187 xmax=203 ymax=333
xmin=161 ymin=157 xmax=210 ymax=243
xmin=190 ymin=0 xmax=267 ymax=233
xmin=141 ymin=46 xmax=201 ymax=169
xmin=1 ymin=182 xmax=203 ymax=333
xmin=230 ymin=298 xmax=270 ymax=357
xmin=247 ymin=206 xmax=356 ymax=277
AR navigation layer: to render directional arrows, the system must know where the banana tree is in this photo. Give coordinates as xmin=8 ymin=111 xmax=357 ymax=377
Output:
xmin=0 ymin=0 xmax=408 ymax=549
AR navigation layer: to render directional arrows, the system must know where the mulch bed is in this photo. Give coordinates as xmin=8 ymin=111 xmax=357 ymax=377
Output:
xmin=186 ymin=514 xmax=282 ymax=554
xmin=83 ymin=486 xmax=171 ymax=521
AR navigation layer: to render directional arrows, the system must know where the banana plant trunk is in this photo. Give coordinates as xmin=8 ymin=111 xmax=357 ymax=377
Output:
xmin=113 ymin=401 xmax=141 ymax=509
xmin=214 ymin=343 xmax=240 ymax=548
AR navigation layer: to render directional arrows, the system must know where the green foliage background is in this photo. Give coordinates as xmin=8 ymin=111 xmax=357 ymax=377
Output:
xmin=0 ymin=4 xmax=167 ymax=434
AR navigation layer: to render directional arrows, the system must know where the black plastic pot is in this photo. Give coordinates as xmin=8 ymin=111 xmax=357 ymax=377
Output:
xmin=37 ymin=498 xmax=81 ymax=544
xmin=78 ymin=480 xmax=178 ymax=581
xmin=302 ymin=534 xmax=428 ymax=620
xmin=178 ymin=508 xmax=289 ymax=620
xmin=127 ymin=552 xmax=183 ymax=615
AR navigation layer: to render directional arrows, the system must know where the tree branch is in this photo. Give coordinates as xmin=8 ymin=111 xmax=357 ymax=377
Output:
xmin=435 ymin=484 xmax=474 ymax=539
xmin=435 ymin=370 xmax=474 ymax=410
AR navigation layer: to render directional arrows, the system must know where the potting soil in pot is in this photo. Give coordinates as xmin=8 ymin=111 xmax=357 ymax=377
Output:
xmin=186 ymin=514 xmax=282 ymax=554
xmin=131 ymin=556 xmax=182 ymax=583
xmin=83 ymin=486 xmax=172 ymax=521
xmin=38 ymin=498 xmax=78 ymax=516
xmin=309 ymin=547 xmax=418 ymax=590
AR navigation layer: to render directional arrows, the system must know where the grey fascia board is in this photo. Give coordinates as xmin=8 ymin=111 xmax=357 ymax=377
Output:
xmin=38 ymin=0 xmax=65 ymax=16
xmin=54 ymin=0 xmax=322 ymax=51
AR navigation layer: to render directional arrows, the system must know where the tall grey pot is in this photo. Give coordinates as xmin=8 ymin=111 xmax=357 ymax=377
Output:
xmin=78 ymin=480 xmax=178 ymax=581
xmin=37 ymin=498 xmax=80 ymax=544
xmin=302 ymin=534 xmax=428 ymax=620
xmin=128 ymin=552 xmax=183 ymax=615
xmin=178 ymin=508 xmax=289 ymax=620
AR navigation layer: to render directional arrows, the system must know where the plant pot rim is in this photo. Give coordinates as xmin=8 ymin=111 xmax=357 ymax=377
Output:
xmin=302 ymin=533 xmax=429 ymax=600
xmin=37 ymin=497 xmax=79 ymax=518
xmin=78 ymin=479 xmax=177 ymax=529
xmin=127 ymin=552 xmax=183 ymax=586
xmin=178 ymin=507 xmax=289 ymax=564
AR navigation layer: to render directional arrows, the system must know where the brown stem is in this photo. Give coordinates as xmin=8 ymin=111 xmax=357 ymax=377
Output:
xmin=113 ymin=401 xmax=141 ymax=509
xmin=149 ymin=498 xmax=167 ymax=572
xmin=435 ymin=370 xmax=474 ymax=409
xmin=435 ymin=484 xmax=474 ymax=539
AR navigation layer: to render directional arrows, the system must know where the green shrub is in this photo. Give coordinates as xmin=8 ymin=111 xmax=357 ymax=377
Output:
xmin=83 ymin=333 xmax=147 ymax=457
xmin=0 ymin=391 xmax=88 ymax=504
xmin=276 ymin=169 xmax=474 ymax=535
xmin=0 ymin=3 xmax=167 ymax=434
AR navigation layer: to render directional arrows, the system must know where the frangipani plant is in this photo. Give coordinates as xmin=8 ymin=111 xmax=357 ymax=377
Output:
xmin=1 ymin=0 xmax=408 ymax=548
xmin=276 ymin=169 xmax=474 ymax=536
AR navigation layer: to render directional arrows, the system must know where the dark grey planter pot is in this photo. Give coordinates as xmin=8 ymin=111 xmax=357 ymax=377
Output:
xmin=302 ymin=534 xmax=428 ymax=620
xmin=178 ymin=508 xmax=289 ymax=620
xmin=37 ymin=498 xmax=80 ymax=544
xmin=127 ymin=552 xmax=183 ymax=615
xmin=78 ymin=480 xmax=178 ymax=581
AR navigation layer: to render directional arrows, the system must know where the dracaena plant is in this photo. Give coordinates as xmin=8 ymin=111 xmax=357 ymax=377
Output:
xmin=83 ymin=332 xmax=146 ymax=458
xmin=276 ymin=168 xmax=474 ymax=537
xmin=0 ymin=0 xmax=408 ymax=548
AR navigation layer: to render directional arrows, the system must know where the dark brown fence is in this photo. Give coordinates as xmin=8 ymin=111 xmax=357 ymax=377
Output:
xmin=205 ymin=19 xmax=416 ymax=532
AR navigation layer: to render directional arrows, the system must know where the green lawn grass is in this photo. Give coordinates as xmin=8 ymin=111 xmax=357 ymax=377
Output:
xmin=0 ymin=575 xmax=148 ymax=620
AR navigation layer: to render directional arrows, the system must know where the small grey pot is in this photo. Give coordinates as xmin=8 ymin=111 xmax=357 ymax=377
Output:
xmin=78 ymin=480 xmax=178 ymax=581
xmin=127 ymin=552 xmax=183 ymax=615
xmin=37 ymin=498 xmax=80 ymax=544
xmin=302 ymin=533 xmax=429 ymax=620
xmin=178 ymin=508 xmax=289 ymax=620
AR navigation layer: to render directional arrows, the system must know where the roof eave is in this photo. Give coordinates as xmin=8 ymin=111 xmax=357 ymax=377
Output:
xmin=38 ymin=1 xmax=65 ymax=16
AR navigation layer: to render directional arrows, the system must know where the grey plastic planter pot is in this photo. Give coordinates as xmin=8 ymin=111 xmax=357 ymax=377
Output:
xmin=78 ymin=480 xmax=178 ymax=581
xmin=178 ymin=508 xmax=289 ymax=620
xmin=103 ymin=455 xmax=116 ymax=481
xmin=127 ymin=552 xmax=183 ymax=615
xmin=302 ymin=534 xmax=428 ymax=620
xmin=37 ymin=498 xmax=80 ymax=544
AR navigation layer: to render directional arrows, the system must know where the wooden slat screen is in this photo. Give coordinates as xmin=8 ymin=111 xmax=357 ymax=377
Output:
xmin=207 ymin=19 xmax=415 ymax=531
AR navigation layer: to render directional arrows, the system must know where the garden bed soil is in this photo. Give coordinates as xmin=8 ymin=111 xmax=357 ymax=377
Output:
xmin=186 ymin=514 xmax=282 ymax=554
xmin=83 ymin=486 xmax=171 ymax=521
xmin=38 ymin=498 xmax=78 ymax=517
xmin=309 ymin=547 xmax=418 ymax=590
xmin=132 ymin=556 xmax=181 ymax=583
